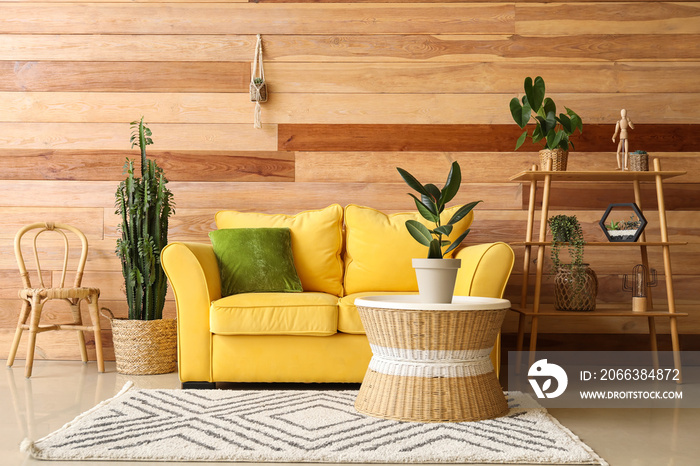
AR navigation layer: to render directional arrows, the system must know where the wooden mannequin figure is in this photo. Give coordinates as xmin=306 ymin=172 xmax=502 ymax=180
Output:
xmin=612 ymin=109 xmax=634 ymax=170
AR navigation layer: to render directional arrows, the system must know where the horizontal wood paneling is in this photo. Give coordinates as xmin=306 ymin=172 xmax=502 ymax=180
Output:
xmin=525 ymin=183 xmax=700 ymax=211
xmin=0 ymin=150 xmax=295 ymax=182
xmin=1 ymin=1 xmax=698 ymax=360
xmin=0 ymin=61 xmax=250 ymax=93
xmin=516 ymin=3 xmax=700 ymax=35
xmin=266 ymin=62 xmax=700 ymax=94
xmin=0 ymin=4 xmax=515 ymax=35
xmin=280 ymin=124 xmax=700 ymax=152
xmin=4 ymin=92 xmax=699 ymax=124
xmin=3 ymin=34 xmax=700 ymax=63
xmin=0 ymin=123 xmax=278 ymax=151
xmin=296 ymin=152 xmax=700 ymax=184
xmin=0 ymin=207 xmax=104 ymax=239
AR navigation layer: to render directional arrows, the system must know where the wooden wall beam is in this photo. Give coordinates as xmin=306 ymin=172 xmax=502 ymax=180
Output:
xmin=0 ymin=123 xmax=278 ymax=151
xmin=0 ymin=61 xmax=250 ymax=93
xmin=279 ymin=124 xmax=700 ymax=152
xmin=0 ymin=4 xmax=515 ymax=35
xmin=3 ymin=34 xmax=699 ymax=62
xmin=0 ymin=150 xmax=294 ymax=182
xmin=516 ymin=3 xmax=700 ymax=35
xmin=3 ymin=92 xmax=698 ymax=125
xmin=266 ymin=62 xmax=700 ymax=94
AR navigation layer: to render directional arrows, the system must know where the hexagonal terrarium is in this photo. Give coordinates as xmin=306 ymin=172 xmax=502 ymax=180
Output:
xmin=599 ymin=203 xmax=647 ymax=242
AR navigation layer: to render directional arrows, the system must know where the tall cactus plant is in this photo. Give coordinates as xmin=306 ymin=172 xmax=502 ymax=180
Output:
xmin=115 ymin=118 xmax=174 ymax=320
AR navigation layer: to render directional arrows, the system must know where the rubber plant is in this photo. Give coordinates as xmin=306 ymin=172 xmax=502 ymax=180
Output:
xmin=115 ymin=118 xmax=174 ymax=320
xmin=397 ymin=161 xmax=482 ymax=258
xmin=510 ymin=76 xmax=583 ymax=151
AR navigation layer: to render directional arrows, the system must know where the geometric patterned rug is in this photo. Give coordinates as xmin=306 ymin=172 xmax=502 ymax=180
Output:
xmin=21 ymin=382 xmax=607 ymax=465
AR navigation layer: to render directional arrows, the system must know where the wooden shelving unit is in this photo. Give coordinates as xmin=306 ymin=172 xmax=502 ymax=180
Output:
xmin=509 ymin=158 xmax=687 ymax=381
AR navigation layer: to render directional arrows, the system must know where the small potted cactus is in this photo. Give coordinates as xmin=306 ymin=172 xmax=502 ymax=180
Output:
xmin=629 ymin=150 xmax=649 ymax=171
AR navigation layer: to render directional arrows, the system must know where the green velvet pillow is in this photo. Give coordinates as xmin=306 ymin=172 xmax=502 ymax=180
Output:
xmin=209 ymin=228 xmax=303 ymax=296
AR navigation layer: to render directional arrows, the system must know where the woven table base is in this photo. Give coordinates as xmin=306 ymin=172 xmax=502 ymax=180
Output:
xmin=355 ymin=369 xmax=509 ymax=423
xmin=355 ymin=301 xmax=509 ymax=423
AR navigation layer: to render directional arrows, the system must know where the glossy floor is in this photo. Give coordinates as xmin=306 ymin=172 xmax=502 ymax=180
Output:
xmin=2 ymin=360 xmax=699 ymax=466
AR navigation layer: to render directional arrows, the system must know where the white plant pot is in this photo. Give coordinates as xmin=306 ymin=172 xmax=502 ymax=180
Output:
xmin=412 ymin=258 xmax=462 ymax=304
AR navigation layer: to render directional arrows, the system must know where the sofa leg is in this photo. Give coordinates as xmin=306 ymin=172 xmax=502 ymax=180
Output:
xmin=182 ymin=381 xmax=216 ymax=390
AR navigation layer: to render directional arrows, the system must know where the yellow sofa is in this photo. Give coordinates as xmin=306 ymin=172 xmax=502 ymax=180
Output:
xmin=161 ymin=204 xmax=514 ymax=387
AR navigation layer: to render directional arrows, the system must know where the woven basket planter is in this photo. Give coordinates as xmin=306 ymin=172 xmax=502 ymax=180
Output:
xmin=554 ymin=264 xmax=598 ymax=312
xmin=539 ymin=149 xmax=569 ymax=171
xmin=629 ymin=152 xmax=649 ymax=171
xmin=109 ymin=316 xmax=177 ymax=375
xmin=250 ymin=81 xmax=268 ymax=102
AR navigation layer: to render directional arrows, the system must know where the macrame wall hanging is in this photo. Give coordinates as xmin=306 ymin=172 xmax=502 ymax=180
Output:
xmin=250 ymin=34 xmax=268 ymax=129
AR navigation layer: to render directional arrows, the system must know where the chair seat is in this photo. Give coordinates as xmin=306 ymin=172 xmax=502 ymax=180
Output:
xmin=20 ymin=287 xmax=99 ymax=301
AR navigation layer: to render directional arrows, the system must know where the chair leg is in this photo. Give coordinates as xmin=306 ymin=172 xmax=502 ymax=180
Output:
xmin=87 ymin=295 xmax=105 ymax=373
xmin=70 ymin=301 xmax=88 ymax=364
xmin=7 ymin=300 xmax=31 ymax=368
xmin=25 ymin=296 xmax=43 ymax=378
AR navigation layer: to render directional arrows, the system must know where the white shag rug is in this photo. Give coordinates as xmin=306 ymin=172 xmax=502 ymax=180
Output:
xmin=21 ymin=382 xmax=607 ymax=464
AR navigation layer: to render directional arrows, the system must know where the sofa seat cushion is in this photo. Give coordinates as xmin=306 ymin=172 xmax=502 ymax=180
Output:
xmin=338 ymin=291 xmax=418 ymax=334
xmin=343 ymin=204 xmax=474 ymax=295
xmin=210 ymin=292 xmax=338 ymax=336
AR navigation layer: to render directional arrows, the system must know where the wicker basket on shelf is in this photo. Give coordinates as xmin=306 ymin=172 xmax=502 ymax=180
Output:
xmin=539 ymin=149 xmax=569 ymax=171
xmin=629 ymin=151 xmax=649 ymax=171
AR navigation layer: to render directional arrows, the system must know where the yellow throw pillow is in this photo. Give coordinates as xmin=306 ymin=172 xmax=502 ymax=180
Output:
xmin=343 ymin=204 xmax=474 ymax=294
xmin=215 ymin=205 xmax=344 ymax=296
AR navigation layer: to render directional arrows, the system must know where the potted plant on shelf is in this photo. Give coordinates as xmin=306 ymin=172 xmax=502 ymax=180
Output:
xmin=629 ymin=150 xmax=649 ymax=171
xmin=108 ymin=118 xmax=177 ymax=375
xmin=397 ymin=161 xmax=482 ymax=303
xmin=604 ymin=217 xmax=641 ymax=242
xmin=548 ymin=214 xmax=598 ymax=312
xmin=510 ymin=76 xmax=583 ymax=171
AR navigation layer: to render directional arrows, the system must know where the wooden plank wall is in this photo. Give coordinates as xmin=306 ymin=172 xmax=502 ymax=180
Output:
xmin=0 ymin=1 xmax=698 ymax=360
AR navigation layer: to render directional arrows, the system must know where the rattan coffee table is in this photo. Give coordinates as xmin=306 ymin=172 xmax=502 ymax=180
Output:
xmin=354 ymin=295 xmax=510 ymax=423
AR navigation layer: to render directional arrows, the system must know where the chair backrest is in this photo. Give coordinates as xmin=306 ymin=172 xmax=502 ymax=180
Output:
xmin=14 ymin=222 xmax=89 ymax=289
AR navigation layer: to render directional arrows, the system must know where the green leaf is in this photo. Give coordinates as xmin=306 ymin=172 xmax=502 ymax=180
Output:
xmin=439 ymin=161 xmax=461 ymax=207
xmin=543 ymin=97 xmax=556 ymax=117
xmin=524 ymin=76 xmax=545 ymax=113
xmin=557 ymin=113 xmax=573 ymax=133
xmin=424 ymin=183 xmax=441 ymax=202
xmin=397 ymin=167 xmax=431 ymax=198
xmin=408 ymin=193 xmax=438 ymax=221
xmin=434 ymin=224 xmax=454 ymax=236
xmin=566 ymin=107 xmax=583 ymax=133
xmin=405 ymin=220 xmax=433 ymax=246
xmin=515 ymin=130 xmax=528 ymax=151
xmin=547 ymin=129 xmax=564 ymax=150
xmin=447 ymin=200 xmax=482 ymax=225
xmin=444 ymin=228 xmax=471 ymax=255
xmin=510 ymin=97 xmax=531 ymax=128
xmin=532 ymin=125 xmax=544 ymax=143
xmin=420 ymin=193 xmax=439 ymax=214
xmin=428 ymin=239 xmax=443 ymax=259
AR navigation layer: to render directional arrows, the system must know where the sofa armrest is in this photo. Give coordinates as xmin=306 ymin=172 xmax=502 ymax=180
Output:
xmin=454 ymin=242 xmax=514 ymax=377
xmin=454 ymin=242 xmax=514 ymax=299
xmin=161 ymin=242 xmax=221 ymax=382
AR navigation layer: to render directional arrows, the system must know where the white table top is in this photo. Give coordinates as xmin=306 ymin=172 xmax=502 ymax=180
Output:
xmin=354 ymin=295 xmax=511 ymax=311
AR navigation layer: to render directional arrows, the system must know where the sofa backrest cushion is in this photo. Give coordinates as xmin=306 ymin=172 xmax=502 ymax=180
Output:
xmin=343 ymin=204 xmax=474 ymax=294
xmin=215 ymin=205 xmax=344 ymax=296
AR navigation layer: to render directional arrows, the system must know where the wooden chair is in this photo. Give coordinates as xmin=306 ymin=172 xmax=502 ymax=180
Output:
xmin=7 ymin=222 xmax=105 ymax=378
